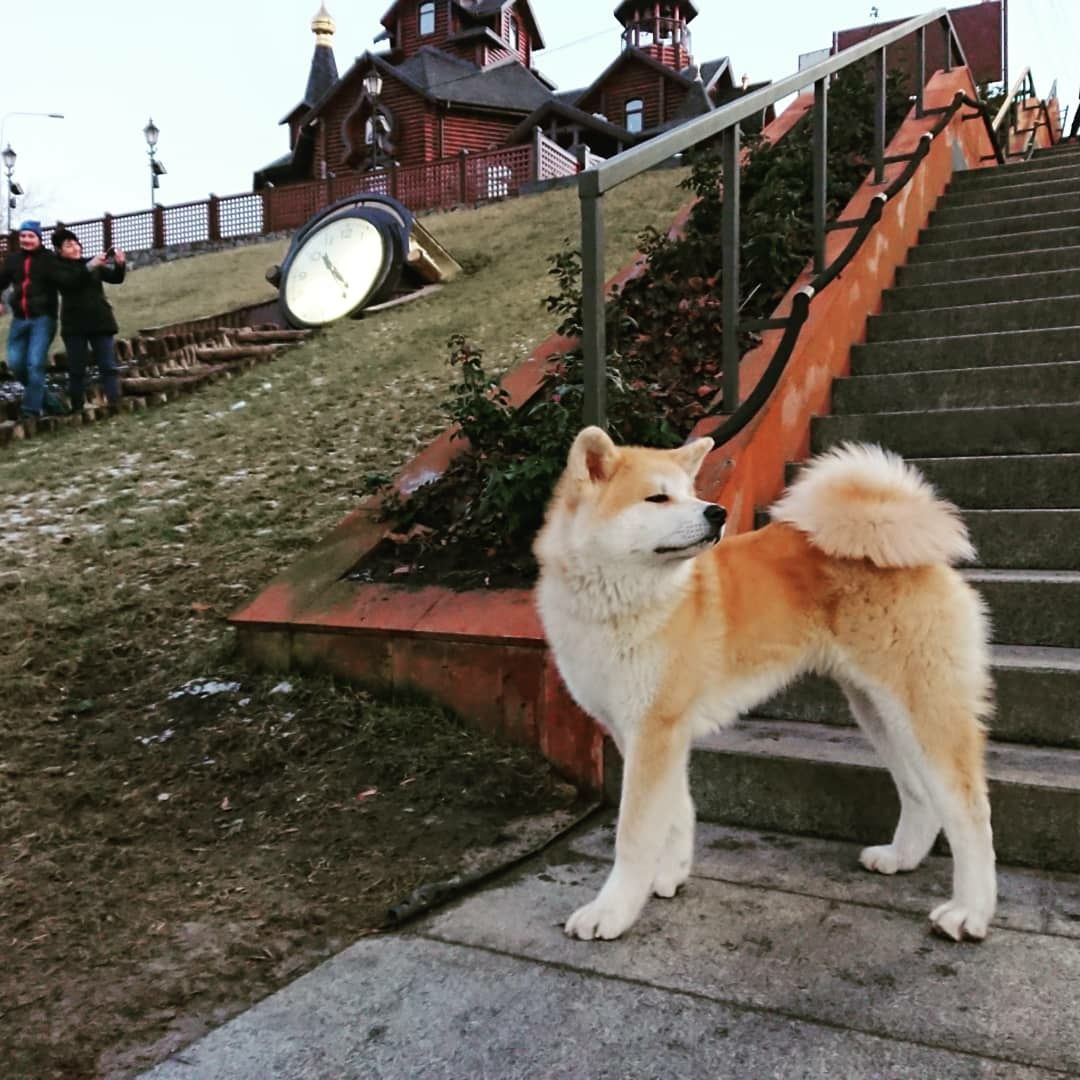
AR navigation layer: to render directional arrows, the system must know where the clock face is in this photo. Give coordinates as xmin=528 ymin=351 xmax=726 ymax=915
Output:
xmin=281 ymin=215 xmax=390 ymax=326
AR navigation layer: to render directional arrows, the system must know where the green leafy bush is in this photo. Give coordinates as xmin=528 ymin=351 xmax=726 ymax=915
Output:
xmin=362 ymin=66 xmax=920 ymax=588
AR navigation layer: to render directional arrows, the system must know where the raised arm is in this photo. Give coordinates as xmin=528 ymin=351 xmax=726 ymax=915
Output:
xmin=100 ymin=249 xmax=126 ymax=284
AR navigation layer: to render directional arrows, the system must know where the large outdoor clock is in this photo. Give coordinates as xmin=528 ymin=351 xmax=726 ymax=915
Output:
xmin=273 ymin=194 xmax=415 ymax=329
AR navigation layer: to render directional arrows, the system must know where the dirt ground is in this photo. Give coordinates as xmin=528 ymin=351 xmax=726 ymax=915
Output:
xmin=0 ymin=174 xmax=695 ymax=1078
xmin=1 ymin=670 xmax=588 ymax=1078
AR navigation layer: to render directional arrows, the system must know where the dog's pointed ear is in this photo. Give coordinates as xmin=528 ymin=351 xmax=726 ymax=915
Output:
xmin=568 ymin=426 xmax=619 ymax=484
xmin=673 ymin=436 xmax=713 ymax=479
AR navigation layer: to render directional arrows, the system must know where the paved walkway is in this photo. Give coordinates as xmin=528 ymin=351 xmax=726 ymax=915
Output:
xmin=143 ymin=817 xmax=1080 ymax=1078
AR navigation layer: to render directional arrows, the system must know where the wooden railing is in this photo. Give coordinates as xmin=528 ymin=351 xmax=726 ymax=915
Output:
xmin=1 ymin=136 xmax=580 ymax=258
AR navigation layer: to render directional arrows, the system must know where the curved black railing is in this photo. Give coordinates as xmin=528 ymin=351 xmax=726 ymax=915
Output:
xmin=992 ymin=68 xmax=1061 ymax=162
xmin=698 ymin=86 xmax=1011 ymax=447
xmin=578 ymin=8 xmax=1010 ymax=439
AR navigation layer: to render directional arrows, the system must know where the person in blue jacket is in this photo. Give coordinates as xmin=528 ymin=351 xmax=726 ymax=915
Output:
xmin=51 ymin=227 xmax=126 ymax=412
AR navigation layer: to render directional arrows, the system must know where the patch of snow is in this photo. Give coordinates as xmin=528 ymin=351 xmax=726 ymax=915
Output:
xmin=137 ymin=727 xmax=176 ymax=747
xmin=167 ymin=678 xmax=242 ymax=700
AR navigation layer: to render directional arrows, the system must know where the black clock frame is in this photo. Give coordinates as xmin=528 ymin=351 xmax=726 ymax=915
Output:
xmin=277 ymin=193 xmax=416 ymax=329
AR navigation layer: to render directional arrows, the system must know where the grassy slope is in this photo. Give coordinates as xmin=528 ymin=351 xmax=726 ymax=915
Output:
xmin=0 ymin=167 xmax=691 ymax=1073
xmin=1 ymin=165 xmax=691 ymax=739
xmin=115 ymin=240 xmax=288 ymax=337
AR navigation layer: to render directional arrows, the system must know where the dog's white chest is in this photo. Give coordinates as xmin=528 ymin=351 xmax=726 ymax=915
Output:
xmin=540 ymin=605 xmax=664 ymax=737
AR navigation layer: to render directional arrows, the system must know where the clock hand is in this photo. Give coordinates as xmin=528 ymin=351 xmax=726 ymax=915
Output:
xmin=321 ymin=252 xmax=350 ymax=291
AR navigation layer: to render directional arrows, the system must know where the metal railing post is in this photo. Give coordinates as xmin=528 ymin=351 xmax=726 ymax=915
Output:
xmin=813 ymin=77 xmax=828 ymax=274
xmin=580 ymin=178 xmax=607 ymax=429
xmin=873 ymin=47 xmax=887 ymax=184
xmin=721 ymin=122 xmax=741 ymax=411
xmin=916 ymin=27 xmax=926 ymax=117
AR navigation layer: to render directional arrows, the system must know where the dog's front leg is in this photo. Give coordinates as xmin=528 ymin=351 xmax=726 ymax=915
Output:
xmin=565 ymin=717 xmax=690 ymax=941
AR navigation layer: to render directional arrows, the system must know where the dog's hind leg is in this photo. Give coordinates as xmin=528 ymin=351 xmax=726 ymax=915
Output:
xmin=565 ymin=716 xmax=690 ymax=940
xmin=652 ymin=768 xmax=695 ymax=898
xmin=916 ymin=700 xmax=996 ymax=941
xmin=843 ymin=683 xmax=940 ymax=875
xmin=849 ymin=681 xmax=996 ymax=940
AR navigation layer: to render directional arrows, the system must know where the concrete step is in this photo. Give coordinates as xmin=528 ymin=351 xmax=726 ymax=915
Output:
xmin=1031 ymin=143 xmax=1080 ymax=161
xmin=755 ymin=500 xmax=1078 ymax=570
xmin=678 ymin=719 xmax=1080 ymax=872
xmin=896 ymin=245 xmax=1080 ymax=287
xmin=968 ymin=510 xmax=1080 ymax=570
xmin=965 ymin=569 xmax=1080 ymax=649
xmin=831 ymin=362 xmax=1080 ymax=412
xmin=851 ymin=326 xmax=1080 ymax=374
xmin=930 ymin=190 xmax=1080 ymax=227
xmin=784 ymin=454 xmax=1080 ymax=509
xmin=919 ymin=208 xmax=1080 ymax=245
xmin=909 ymin=224 xmax=1080 ymax=263
xmin=866 ymin=295 xmax=1080 ymax=342
xmin=951 ymin=155 xmax=1080 ymax=186
xmin=754 ymin=646 xmax=1080 ymax=749
xmin=908 ymin=454 xmax=1080 ymax=509
xmin=883 ymin=268 xmax=1080 ymax=312
xmin=812 ymin=403 xmax=1080 ymax=459
xmin=939 ymin=174 xmax=1080 ymax=208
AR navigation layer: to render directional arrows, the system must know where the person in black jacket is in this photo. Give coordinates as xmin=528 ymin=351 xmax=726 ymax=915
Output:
xmin=52 ymin=227 xmax=126 ymax=412
xmin=0 ymin=220 xmax=68 ymax=418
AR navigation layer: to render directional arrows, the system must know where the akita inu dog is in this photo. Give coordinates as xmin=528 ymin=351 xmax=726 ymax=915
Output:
xmin=534 ymin=428 xmax=995 ymax=943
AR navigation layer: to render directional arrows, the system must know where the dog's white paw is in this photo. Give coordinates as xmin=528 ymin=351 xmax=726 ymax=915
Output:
xmin=859 ymin=844 xmax=913 ymax=875
xmin=652 ymin=865 xmax=689 ymax=898
xmin=564 ymin=894 xmax=638 ymax=941
xmin=929 ymin=899 xmax=990 ymax=942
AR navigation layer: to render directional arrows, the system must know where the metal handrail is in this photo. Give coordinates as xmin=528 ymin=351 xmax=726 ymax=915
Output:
xmin=702 ymin=90 xmax=993 ymax=447
xmin=992 ymin=67 xmax=1035 ymax=132
xmin=579 ymin=7 xmax=978 ymax=429
xmin=988 ymin=66 xmax=1059 ymax=162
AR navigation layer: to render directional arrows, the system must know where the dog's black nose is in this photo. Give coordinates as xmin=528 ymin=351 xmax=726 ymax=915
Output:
xmin=704 ymin=504 xmax=726 ymax=525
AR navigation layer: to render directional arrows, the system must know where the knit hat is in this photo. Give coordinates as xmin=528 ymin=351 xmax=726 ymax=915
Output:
xmin=18 ymin=220 xmax=43 ymax=239
xmin=51 ymin=227 xmax=80 ymax=251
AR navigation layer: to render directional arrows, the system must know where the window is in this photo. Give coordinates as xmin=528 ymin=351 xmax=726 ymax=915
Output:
xmin=625 ymin=99 xmax=644 ymax=134
xmin=507 ymin=15 xmax=519 ymax=53
xmin=418 ymin=1 xmax=435 ymax=36
xmin=486 ymin=164 xmax=513 ymax=199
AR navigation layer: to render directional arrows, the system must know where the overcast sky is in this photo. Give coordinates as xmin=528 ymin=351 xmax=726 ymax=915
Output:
xmin=2 ymin=1 xmax=1075 ymax=225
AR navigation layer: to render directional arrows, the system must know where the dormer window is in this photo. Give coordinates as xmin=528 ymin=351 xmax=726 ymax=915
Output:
xmin=507 ymin=14 xmax=520 ymax=53
xmin=625 ymin=98 xmax=644 ymax=133
xmin=418 ymin=1 xmax=435 ymax=36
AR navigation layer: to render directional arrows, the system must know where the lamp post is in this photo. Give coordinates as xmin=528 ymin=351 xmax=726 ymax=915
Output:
xmin=3 ymin=144 xmax=17 ymax=235
xmin=363 ymin=70 xmax=384 ymax=170
xmin=0 ymin=111 xmax=64 ymax=234
xmin=143 ymin=116 xmax=165 ymax=206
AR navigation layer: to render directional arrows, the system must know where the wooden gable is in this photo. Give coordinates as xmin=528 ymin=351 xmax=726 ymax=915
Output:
xmin=379 ymin=0 xmax=538 ymax=70
xmin=310 ymin=63 xmax=435 ymax=174
xmin=574 ymin=51 xmax=693 ymax=133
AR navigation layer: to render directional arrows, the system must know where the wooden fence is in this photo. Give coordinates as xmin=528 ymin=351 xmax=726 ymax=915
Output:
xmin=1 ymin=135 xmax=582 ymax=259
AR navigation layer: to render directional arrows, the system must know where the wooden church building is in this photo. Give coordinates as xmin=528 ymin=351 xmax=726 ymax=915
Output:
xmin=254 ymin=2 xmax=765 ymax=189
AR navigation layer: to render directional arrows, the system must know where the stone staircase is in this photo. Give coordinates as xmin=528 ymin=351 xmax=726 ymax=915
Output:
xmin=685 ymin=143 xmax=1080 ymax=873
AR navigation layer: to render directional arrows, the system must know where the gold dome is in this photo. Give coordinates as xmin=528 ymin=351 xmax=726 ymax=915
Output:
xmin=311 ymin=3 xmax=335 ymax=43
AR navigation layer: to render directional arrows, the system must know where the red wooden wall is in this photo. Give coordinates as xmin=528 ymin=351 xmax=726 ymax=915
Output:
xmin=577 ymin=58 xmax=689 ymax=130
xmin=440 ymin=112 xmax=518 ymax=155
xmin=385 ymin=0 xmax=530 ymax=68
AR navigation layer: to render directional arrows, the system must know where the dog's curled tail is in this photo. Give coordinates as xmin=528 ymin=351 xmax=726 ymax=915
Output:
xmin=770 ymin=442 xmax=974 ymax=568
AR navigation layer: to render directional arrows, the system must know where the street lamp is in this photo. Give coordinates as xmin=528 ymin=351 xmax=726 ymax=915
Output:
xmin=143 ymin=116 xmax=167 ymax=206
xmin=0 ymin=112 xmax=64 ymax=234
xmin=3 ymin=144 xmax=18 ymax=235
xmin=363 ymin=70 xmax=384 ymax=170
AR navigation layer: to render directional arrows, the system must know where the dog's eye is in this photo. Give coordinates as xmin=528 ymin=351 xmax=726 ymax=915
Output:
xmin=645 ymin=494 xmax=670 ymax=504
